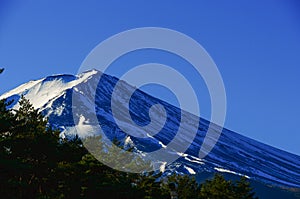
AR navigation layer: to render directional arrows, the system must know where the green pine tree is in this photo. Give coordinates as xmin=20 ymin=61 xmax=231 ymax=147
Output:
xmin=199 ymin=174 xmax=258 ymax=199
xmin=0 ymin=91 xmax=258 ymax=199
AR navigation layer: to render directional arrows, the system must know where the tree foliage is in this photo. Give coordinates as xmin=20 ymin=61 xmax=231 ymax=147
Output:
xmin=0 ymin=95 xmax=258 ymax=198
xmin=199 ymin=174 xmax=258 ymax=199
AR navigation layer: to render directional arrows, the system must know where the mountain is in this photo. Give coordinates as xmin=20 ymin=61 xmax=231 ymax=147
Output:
xmin=1 ymin=70 xmax=300 ymax=198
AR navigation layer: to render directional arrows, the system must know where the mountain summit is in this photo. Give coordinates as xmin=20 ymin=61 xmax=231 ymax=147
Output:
xmin=1 ymin=70 xmax=300 ymax=191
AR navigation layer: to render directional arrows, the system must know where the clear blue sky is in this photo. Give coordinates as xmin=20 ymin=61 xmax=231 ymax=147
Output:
xmin=1 ymin=0 xmax=300 ymax=155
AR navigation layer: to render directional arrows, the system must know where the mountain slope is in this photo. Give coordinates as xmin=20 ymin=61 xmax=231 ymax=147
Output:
xmin=1 ymin=70 xmax=300 ymax=192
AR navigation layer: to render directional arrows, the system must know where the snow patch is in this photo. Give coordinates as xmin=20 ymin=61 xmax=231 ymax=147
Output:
xmin=214 ymin=167 xmax=250 ymax=179
xmin=184 ymin=157 xmax=205 ymax=165
xmin=184 ymin=166 xmax=196 ymax=174
xmin=158 ymin=141 xmax=167 ymax=148
xmin=125 ymin=136 xmax=134 ymax=146
xmin=177 ymin=152 xmax=188 ymax=157
xmin=160 ymin=162 xmax=167 ymax=173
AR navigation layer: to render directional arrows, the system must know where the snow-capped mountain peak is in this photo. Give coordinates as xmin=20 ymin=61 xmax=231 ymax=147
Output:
xmin=1 ymin=70 xmax=300 ymax=189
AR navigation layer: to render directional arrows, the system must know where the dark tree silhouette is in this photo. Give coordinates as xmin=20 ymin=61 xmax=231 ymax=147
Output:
xmin=0 ymin=95 xmax=258 ymax=198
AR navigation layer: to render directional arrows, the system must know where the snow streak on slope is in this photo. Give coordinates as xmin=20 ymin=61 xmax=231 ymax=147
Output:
xmin=1 ymin=70 xmax=300 ymax=188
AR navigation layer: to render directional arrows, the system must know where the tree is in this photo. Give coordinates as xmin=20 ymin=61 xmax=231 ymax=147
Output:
xmin=0 ymin=94 xmax=258 ymax=199
xmin=199 ymin=174 xmax=258 ymax=199
xmin=160 ymin=173 xmax=258 ymax=199
xmin=234 ymin=177 xmax=258 ymax=199
xmin=161 ymin=174 xmax=200 ymax=199
xmin=0 ymin=96 xmax=160 ymax=198
xmin=0 ymin=96 xmax=61 ymax=198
